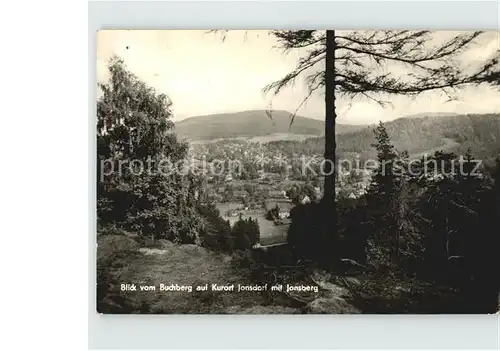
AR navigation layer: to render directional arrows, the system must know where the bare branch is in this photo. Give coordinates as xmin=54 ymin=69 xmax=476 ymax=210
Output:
xmin=262 ymin=53 xmax=325 ymax=96
xmin=265 ymin=30 xmax=497 ymax=106
xmin=288 ymin=81 xmax=323 ymax=130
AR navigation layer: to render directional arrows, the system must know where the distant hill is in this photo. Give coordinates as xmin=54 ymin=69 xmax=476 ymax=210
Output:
xmin=174 ymin=110 xmax=364 ymax=141
xmin=265 ymin=113 xmax=500 ymax=161
xmin=401 ymin=112 xmax=459 ymax=119
xmin=339 ymin=113 xmax=500 ymax=159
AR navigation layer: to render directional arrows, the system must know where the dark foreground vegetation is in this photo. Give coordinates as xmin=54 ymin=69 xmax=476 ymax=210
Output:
xmin=97 ymin=57 xmax=499 ymax=314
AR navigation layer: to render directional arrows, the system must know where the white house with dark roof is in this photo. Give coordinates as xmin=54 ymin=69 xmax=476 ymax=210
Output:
xmin=264 ymin=200 xmax=293 ymax=219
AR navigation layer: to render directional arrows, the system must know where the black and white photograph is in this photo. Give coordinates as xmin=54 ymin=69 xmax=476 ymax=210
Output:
xmin=96 ymin=29 xmax=500 ymax=314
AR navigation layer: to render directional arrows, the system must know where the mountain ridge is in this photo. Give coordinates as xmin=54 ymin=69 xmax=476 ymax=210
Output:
xmin=262 ymin=113 xmax=500 ymax=162
xmin=175 ymin=109 xmax=483 ymax=142
xmin=174 ymin=109 xmax=364 ymax=141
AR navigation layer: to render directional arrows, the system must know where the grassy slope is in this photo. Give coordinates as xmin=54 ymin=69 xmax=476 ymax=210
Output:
xmin=96 ymin=234 xmax=477 ymax=314
xmin=97 ymin=234 xmax=364 ymax=314
xmin=97 ymin=235 xmax=299 ymax=314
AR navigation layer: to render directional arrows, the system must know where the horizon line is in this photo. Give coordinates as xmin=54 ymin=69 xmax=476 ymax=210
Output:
xmin=173 ymin=109 xmax=500 ymax=125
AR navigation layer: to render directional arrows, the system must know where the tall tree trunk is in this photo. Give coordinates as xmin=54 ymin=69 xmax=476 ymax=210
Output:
xmin=323 ymin=30 xmax=336 ymax=205
xmin=494 ymin=161 xmax=500 ymax=312
xmin=320 ymin=29 xmax=338 ymax=268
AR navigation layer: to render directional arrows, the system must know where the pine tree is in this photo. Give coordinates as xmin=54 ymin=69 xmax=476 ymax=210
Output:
xmin=367 ymin=122 xmax=410 ymax=268
xmin=265 ymin=30 xmax=497 ymax=268
xmin=371 ymin=122 xmax=399 ymax=198
xmin=214 ymin=30 xmax=499 ymax=267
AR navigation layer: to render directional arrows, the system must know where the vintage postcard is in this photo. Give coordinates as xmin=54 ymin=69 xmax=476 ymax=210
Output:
xmin=96 ymin=30 xmax=500 ymax=314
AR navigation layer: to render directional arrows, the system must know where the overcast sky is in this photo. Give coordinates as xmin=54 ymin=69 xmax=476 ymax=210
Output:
xmin=96 ymin=30 xmax=499 ymax=125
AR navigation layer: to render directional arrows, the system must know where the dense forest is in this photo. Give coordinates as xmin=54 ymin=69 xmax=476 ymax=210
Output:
xmin=265 ymin=113 xmax=500 ymax=163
